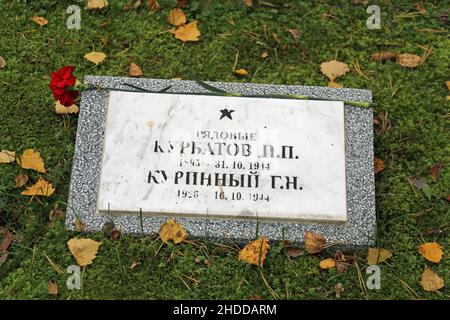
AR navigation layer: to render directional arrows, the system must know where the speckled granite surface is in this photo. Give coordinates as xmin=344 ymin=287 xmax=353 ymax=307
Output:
xmin=66 ymin=76 xmax=376 ymax=247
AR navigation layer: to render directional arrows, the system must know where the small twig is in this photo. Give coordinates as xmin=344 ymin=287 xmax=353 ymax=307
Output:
xmin=174 ymin=269 xmax=192 ymax=291
xmin=43 ymin=252 xmax=64 ymax=275
xmin=259 ymin=269 xmax=279 ymax=300
xmin=353 ymin=255 xmax=368 ymax=297
xmin=399 ymin=278 xmax=422 ymax=300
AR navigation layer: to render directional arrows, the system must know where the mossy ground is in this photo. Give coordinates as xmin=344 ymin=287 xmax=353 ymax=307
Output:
xmin=0 ymin=0 xmax=449 ymax=300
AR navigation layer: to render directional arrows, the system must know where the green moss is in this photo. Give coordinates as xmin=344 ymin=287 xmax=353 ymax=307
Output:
xmin=0 ymin=0 xmax=449 ymax=299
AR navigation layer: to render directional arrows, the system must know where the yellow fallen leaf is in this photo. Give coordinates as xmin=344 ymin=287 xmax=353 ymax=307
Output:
xmin=55 ymin=101 xmax=79 ymax=114
xmin=320 ymin=60 xmax=350 ymax=82
xmin=15 ymin=174 xmax=29 ymax=188
xmin=67 ymin=238 xmax=101 ymax=267
xmin=397 ymin=53 xmax=423 ymax=68
xmin=84 ymin=52 xmax=107 ymax=65
xmin=159 ymin=219 xmax=187 ymax=244
xmin=171 ymin=20 xmax=201 ymax=42
xmin=234 ymin=68 xmax=248 ymax=77
xmin=328 ymin=81 xmax=343 ymax=88
xmin=167 ymin=8 xmax=186 ymax=26
xmin=0 ymin=150 xmax=15 ymax=163
xmin=304 ymin=231 xmax=326 ymax=254
xmin=319 ymin=258 xmax=336 ymax=269
xmin=47 ymin=281 xmax=58 ymax=295
xmin=128 ymin=63 xmax=143 ymax=77
xmin=238 ymin=237 xmax=270 ymax=267
xmin=17 ymin=149 xmax=46 ymax=173
xmin=367 ymin=247 xmax=392 ymax=265
xmin=31 ymin=16 xmax=48 ymax=26
xmin=374 ymin=157 xmax=384 ymax=174
xmin=21 ymin=177 xmax=55 ymax=197
xmin=445 ymin=81 xmax=450 ymax=91
xmin=87 ymin=0 xmax=109 ymax=9
xmin=418 ymin=242 xmax=443 ymax=263
xmin=420 ymin=267 xmax=444 ymax=292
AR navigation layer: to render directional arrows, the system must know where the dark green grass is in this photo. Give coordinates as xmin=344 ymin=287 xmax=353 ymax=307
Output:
xmin=0 ymin=0 xmax=449 ymax=299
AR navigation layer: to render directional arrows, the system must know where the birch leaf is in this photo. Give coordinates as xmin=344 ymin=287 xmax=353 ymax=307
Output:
xmin=21 ymin=177 xmax=55 ymax=197
xmin=17 ymin=149 xmax=46 ymax=173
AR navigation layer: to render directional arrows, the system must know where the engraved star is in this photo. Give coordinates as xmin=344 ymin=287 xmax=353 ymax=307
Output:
xmin=220 ymin=108 xmax=235 ymax=120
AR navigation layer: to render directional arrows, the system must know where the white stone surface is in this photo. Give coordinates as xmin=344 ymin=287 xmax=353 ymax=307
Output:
xmin=97 ymin=91 xmax=347 ymax=223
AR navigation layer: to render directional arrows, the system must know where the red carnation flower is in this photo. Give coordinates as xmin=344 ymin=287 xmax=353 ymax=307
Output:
xmin=49 ymin=66 xmax=79 ymax=106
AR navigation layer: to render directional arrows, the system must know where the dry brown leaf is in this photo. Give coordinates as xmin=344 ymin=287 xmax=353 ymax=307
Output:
xmin=319 ymin=258 xmax=336 ymax=269
xmin=167 ymin=8 xmax=186 ymax=26
xmin=124 ymin=0 xmax=142 ymax=11
xmin=260 ymin=51 xmax=269 ymax=59
xmin=371 ymin=51 xmax=396 ymax=61
xmin=84 ymin=52 xmax=107 ymax=65
xmin=48 ymin=281 xmax=58 ymax=295
xmin=176 ymin=0 xmax=190 ymax=8
xmin=234 ymin=68 xmax=248 ymax=77
xmin=67 ymin=238 xmax=102 ymax=267
xmin=336 ymin=260 xmax=350 ymax=274
xmin=171 ymin=20 xmax=201 ymax=42
xmin=17 ymin=149 xmax=46 ymax=173
xmin=74 ymin=218 xmax=86 ymax=231
xmin=420 ymin=267 xmax=444 ymax=292
xmin=374 ymin=157 xmax=384 ymax=174
xmin=0 ymin=253 xmax=8 ymax=266
xmin=49 ymin=205 xmax=65 ymax=221
xmin=111 ymin=226 xmax=121 ymax=240
xmin=328 ymin=81 xmax=343 ymax=88
xmin=287 ymin=247 xmax=304 ymax=258
xmin=243 ymin=0 xmax=253 ymax=7
xmin=335 ymin=283 xmax=344 ymax=298
xmin=367 ymin=247 xmax=392 ymax=265
xmin=87 ymin=0 xmax=109 ymax=9
xmin=238 ymin=237 xmax=270 ymax=267
xmin=320 ymin=60 xmax=350 ymax=82
xmin=287 ymin=28 xmax=301 ymax=40
xmin=31 ymin=16 xmax=48 ymax=26
xmin=15 ymin=174 xmax=29 ymax=188
xmin=304 ymin=231 xmax=326 ymax=254
xmin=430 ymin=162 xmax=443 ymax=183
xmin=271 ymin=32 xmax=280 ymax=43
xmin=397 ymin=53 xmax=423 ymax=68
xmin=418 ymin=242 xmax=444 ymax=263
xmin=446 ymin=81 xmax=450 ymax=91
xmin=416 ymin=2 xmax=426 ymax=14
xmin=0 ymin=56 xmax=5 ymax=69
xmin=159 ymin=219 xmax=187 ymax=244
xmin=147 ymin=0 xmax=161 ymax=11
xmin=0 ymin=228 xmax=14 ymax=253
xmin=55 ymin=101 xmax=79 ymax=114
xmin=128 ymin=63 xmax=143 ymax=77
xmin=21 ymin=177 xmax=55 ymax=197
xmin=0 ymin=150 xmax=15 ymax=163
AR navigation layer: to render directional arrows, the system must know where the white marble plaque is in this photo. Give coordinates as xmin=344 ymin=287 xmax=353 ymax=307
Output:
xmin=97 ymin=91 xmax=347 ymax=223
